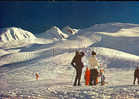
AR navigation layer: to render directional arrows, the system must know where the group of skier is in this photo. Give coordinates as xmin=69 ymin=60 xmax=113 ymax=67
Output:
xmin=34 ymin=49 xmax=139 ymax=86
xmin=71 ymin=50 xmax=105 ymax=86
xmin=71 ymin=50 xmax=139 ymax=86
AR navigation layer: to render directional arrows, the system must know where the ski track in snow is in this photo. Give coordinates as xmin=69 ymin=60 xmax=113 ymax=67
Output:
xmin=48 ymin=84 xmax=139 ymax=99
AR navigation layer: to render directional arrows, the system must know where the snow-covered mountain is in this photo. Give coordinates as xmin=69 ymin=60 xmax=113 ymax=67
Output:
xmin=39 ymin=26 xmax=68 ymax=41
xmin=89 ymin=23 xmax=139 ymax=55
xmin=38 ymin=26 xmax=79 ymax=42
xmin=73 ymin=22 xmax=139 ymax=37
xmin=67 ymin=23 xmax=139 ymax=55
xmin=84 ymin=22 xmax=139 ymax=33
xmin=0 ymin=27 xmax=36 ymax=42
xmin=0 ymin=27 xmax=37 ymax=48
xmin=62 ymin=26 xmax=79 ymax=35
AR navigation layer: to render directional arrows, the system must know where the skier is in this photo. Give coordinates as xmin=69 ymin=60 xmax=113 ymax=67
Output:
xmin=88 ymin=51 xmax=99 ymax=86
xmin=35 ymin=72 xmax=39 ymax=80
xmin=84 ymin=67 xmax=90 ymax=85
xmin=100 ymin=68 xmax=105 ymax=86
xmin=133 ymin=66 xmax=139 ymax=85
xmin=71 ymin=51 xmax=85 ymax=86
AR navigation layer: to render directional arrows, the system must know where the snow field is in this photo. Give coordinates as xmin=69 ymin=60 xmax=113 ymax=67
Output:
xmin=0 ymin=23 xmax=139 ymax=98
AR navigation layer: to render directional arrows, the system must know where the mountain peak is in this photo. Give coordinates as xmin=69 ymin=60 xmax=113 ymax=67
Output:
xmin=0 ymin=27 xmax=36 ymax=42
xmin=40 ymin=26 xmax=68 ymax=40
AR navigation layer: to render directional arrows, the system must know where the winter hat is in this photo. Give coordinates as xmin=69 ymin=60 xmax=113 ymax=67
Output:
xmin=91 ymin=51 xmax=96 ymax=56
xmin=80 ymin=51 xmax=85 ymax=56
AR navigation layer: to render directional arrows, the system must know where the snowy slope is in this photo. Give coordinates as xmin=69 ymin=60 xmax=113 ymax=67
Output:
xmin=71 ymin=22 xmax=139 ymax=38
xmin=93 ymin=35 xmax=139 ymax=55
xmin=0 ymin=49 xmax=21 ymax=57
xmin=85 ymin=22 xmax=139 ymax=33
xmin=0 ymin=23 xmax=139 ymax=99
xmin=53 ymin=36 xmax=97 ymax=49
xmin=0 ymin=45 xmax=139 ymax=98
xmin=92 ymin=47 xmax=139 ymax=68
xmin=0 ymin=49 xmax=9 ymax=56
xmin=68 ymin=23 xmax=139 ymax=55
xmin=92 ymin=23 xmax=139 ymax=56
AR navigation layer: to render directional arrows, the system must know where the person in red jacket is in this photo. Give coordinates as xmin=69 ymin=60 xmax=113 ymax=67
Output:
xmin=71 ymin=51 xmax=85 ymax=86
xmin=85 ymin=67 xmax=90 ymax=85
xmin=35 ymin=72 xmax=39 ymax=80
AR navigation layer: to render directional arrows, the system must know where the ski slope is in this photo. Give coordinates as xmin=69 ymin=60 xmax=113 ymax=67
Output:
xmin=0 ymin=23 xmax=139 ymax=99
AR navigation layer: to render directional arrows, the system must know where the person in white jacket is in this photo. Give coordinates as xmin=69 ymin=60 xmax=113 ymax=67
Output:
xmin=88 ymin=51 xmax=99 ymax=85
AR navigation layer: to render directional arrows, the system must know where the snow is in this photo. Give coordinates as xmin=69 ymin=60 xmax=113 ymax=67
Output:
xmin=0 ymin=27 xmax=36 ymax=42
xmin=0 ymin=23 xmax=139 ymax=99
xmin=0 ymin=27 xmax=38 ymax=49
xmin=86 ymin=22 xmax=139 ymax=33
xmin=72 ymin=23 xmax=139 ymax=55
xmin=39 ymin=26 xmax=68 ymax=41
xmin=96 ymin=27 xmax=139 ymax=37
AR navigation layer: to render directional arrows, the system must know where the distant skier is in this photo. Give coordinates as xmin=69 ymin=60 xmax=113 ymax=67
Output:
xmin=71 ymin=51 xmax=85 ymax=86
xmin=88 ymin=51 xmax=99 ymax=86
xmin=100 ymin=68 xmax=105 ymax=86
xmin=133 ymin=66 xmax=139 ymax=85
xmin=35 ymin=72 xmax=39 ymax=80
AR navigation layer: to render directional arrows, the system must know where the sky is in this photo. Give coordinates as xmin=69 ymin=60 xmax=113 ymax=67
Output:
xmin=0 ymin=1 xmax=139 ymax=34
